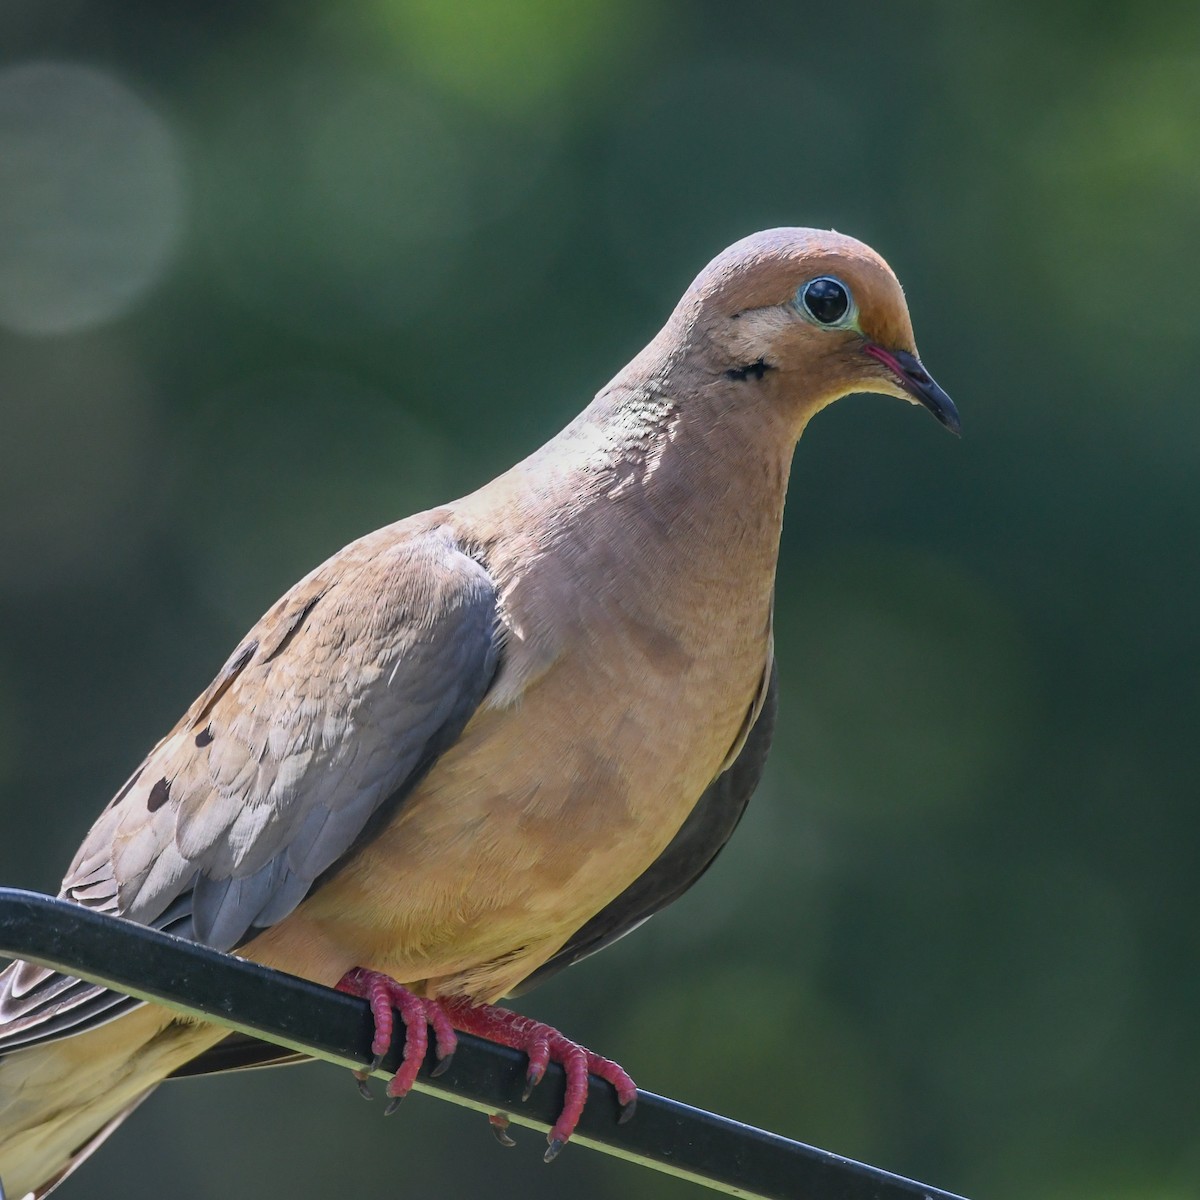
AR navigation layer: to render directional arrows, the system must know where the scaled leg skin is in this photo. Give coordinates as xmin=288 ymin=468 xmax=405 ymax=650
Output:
xmin=442 ymin=996 xmax=638 ymax=1161
xmin=337 ymin=968 xmax=637 ymax=1160
xmin=335 ymin=968 xmax=458 ymax=1113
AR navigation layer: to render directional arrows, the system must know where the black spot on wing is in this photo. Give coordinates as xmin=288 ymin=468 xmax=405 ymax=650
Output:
xmin=146 ymin=776 xmax=171 ymax=812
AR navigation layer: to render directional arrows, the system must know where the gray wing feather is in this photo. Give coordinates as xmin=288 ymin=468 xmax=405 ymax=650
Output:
xmin=510 ymin=658 xmax=778 ymax=996
xmin=0 ymin=524 xmax=500 ymax=1054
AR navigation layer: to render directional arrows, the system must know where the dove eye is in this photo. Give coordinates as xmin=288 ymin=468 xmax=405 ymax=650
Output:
xmin=799 ymin=276 xmax=853 ymax=326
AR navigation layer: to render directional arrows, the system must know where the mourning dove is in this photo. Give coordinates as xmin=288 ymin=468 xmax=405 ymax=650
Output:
xmin=0 ymin=227 xmax=957 ymax=1198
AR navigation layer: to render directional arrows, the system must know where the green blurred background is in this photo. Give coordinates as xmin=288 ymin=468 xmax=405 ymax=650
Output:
xmin=1 ymin=2 xmax=1197 ymax=1198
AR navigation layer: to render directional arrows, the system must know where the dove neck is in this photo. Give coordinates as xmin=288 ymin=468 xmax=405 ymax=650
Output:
xmin=539 ymin=367 xmax=795 ymax=588
xmin=452 ymin=367 xmax=792 ymax=659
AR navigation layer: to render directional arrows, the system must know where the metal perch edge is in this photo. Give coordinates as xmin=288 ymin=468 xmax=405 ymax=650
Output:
xmin=0 ymin=888 xmax=967 ymax=1200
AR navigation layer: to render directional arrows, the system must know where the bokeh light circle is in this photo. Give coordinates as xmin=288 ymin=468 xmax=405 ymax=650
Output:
xmin=0 ymin=62 xmax=185 ymax=335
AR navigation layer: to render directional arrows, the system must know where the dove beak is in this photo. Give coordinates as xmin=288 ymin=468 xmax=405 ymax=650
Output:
xmin=863 ymin=344 xmax=961 ymax=436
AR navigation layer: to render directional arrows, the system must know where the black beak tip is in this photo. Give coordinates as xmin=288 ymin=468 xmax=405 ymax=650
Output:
xmin=865 ymin=344 xmax=961 ymax=438
xmin=930 ymin=393 xmax=962 ymax=438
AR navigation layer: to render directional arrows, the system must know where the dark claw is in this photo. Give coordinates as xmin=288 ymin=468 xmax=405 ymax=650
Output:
xmin=369 ymin=1053 xmax=385 ymax=1072
xmin=430 ymin=1049 xmax=455 ymax=1078
xmin=618 ymin=1095 xmax=637 ymax=1124
xmin=383 ymin=1097 xmax=404 ymax=1117
xmin=354 ymin=1075 xmax=374 ymax=1101
xmin=521 ymin=1066 xmax=544 ymax=1102
xmin=543 ymin=1138 xmax=565 ymax=1164
xmin=488 ymin=1113 xmax=516 ymax=1148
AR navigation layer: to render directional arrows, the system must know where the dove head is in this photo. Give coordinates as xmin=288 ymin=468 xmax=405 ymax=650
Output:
xmin=669 ymin=227 xmax=959 ymax=437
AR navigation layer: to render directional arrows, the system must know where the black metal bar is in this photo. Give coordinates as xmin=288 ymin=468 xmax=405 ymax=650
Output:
xmin=0 ymin=888 xmax=966 ymax=1200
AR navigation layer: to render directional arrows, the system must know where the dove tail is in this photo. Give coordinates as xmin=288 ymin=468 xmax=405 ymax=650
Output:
xmin=0 ymin=1005 xmax=223 ymax=1199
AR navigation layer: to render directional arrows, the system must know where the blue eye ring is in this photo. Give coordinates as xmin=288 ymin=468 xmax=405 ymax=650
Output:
xmin=798 ymin=276 xmax=855 ymax=327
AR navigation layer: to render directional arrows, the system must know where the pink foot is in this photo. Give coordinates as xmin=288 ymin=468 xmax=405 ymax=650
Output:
xmin=335 ymin=968 xmax=457 ymax=1111
xmin=337 ymin=968 xmax=637 ymax=1161
xmin=442 ymin=996 xmax=637 ymax=1161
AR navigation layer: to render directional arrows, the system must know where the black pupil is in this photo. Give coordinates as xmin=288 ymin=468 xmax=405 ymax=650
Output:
xmin=804 ymin=278 xmax=849 ymax=324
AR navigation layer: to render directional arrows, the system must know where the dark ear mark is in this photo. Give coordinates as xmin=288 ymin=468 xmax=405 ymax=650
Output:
xmin=725 ymin=358 xmax=774 ymax=382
